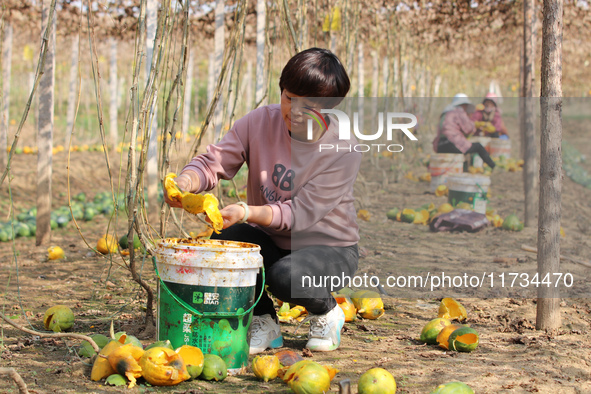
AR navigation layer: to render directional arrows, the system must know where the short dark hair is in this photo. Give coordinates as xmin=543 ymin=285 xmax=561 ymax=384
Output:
xmin=279 ymin=48 xmax=350 ymax=107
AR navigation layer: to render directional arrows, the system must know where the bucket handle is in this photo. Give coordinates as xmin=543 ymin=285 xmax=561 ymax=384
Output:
xmin=475 ymin=183 xmax=489 ymax=201
xmin=152 ymin=256 xmax=266 ymax=319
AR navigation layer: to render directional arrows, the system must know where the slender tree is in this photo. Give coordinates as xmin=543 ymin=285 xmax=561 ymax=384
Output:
xmin=207 ymin=53 xmax=214 ymax=104
xmin=109 ymin=37 xmax=118 ymax=152
xmin=523 ymin=0 xmax=537 ymax=227
xmin=244 ymin=61 xmax=253 ymax=112
xmin=371 ymin=50 xmax=379 ymax=97
xmin=536 ymin=0 xmax=563 ymax=331
xmin=146 ymin=0 xmax=158 ymax=224
xmin=65 ymin=35 xmax=79 ymax=149
xmin=255 ymin=0 xmax=265 ymax=105
xmin=382 ymin=55 xmax=389 ymax=97
xmin=37 ymin=0 xmax=56 ymax=246
xmin=182 ymin=48 xmax=194 ymax=138
xmin=213 ymin=0 xmax=225 ymax=142
xmin=0 ymin=23 xmax=12 ymax=172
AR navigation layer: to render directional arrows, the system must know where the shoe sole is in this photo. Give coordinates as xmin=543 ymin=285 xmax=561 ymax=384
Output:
xmin=249 ymin=335 xmax=284 ymax=355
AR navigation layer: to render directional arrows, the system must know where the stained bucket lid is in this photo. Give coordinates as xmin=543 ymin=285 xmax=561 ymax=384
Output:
xmin=154 ymin=238 xmax=263 ymax=269
xmin=156 ymin=238 xmax=261 ymax=251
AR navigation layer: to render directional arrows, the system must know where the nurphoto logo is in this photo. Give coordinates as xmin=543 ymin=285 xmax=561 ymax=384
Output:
xmin=307 ymin=108 xmax=418 ymax=153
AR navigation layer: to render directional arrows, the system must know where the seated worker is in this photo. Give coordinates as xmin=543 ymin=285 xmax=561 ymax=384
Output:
xmin=165 ymin=48 xmax=360 ymax=355
xmin=471 ymin=92 xmax=508 ymax=138
xmin=432 ymin=93 xmax=496 ymax=169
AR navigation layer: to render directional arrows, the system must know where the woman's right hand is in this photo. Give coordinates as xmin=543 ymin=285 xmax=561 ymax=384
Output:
xmin=163 ymin=174 xmax=191 ymax=208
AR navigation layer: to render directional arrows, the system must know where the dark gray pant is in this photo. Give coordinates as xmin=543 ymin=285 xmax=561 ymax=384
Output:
xmin=437 ymin=139 xmax=496 ymax=169
xmin=212 ymin=224 xmax=358 ymax=317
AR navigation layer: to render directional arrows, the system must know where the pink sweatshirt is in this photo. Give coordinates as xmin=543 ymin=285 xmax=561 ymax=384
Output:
xmin=470 ymin=109 xmax=508 ymax=136
xmin=180 ymin=104 xmax=362 ymax=250
xmin=432 ymin=107 xmax=476 ymax=153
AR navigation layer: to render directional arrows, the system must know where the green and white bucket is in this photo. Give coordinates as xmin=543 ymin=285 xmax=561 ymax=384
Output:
xmin=447 ymin=174 xmax=491 ymax=214
xmin=154 ymin=238 xmax=263 ymax=375
xmin=429 ymin=153 xmax=465 ymax=193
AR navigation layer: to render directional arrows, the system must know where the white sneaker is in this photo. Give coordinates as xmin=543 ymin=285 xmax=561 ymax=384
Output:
xmin=249 ymin=314 xmax=283 ymax=355
xmin=303 ymin=305 xmax=345 ymax=352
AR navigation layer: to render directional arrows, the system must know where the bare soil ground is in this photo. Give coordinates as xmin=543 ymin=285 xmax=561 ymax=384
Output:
xmin=1 ymin=115 xmax=591 ymax=393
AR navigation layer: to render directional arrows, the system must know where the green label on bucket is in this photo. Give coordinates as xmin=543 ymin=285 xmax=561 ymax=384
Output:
xmin=193 ymin=292 xmax=203 ymax=304
xmin=449 ymin=190 xmax=488 ymax=214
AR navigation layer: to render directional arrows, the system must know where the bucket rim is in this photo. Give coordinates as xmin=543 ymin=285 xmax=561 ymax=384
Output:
xmin=431 ymin=153 xmax=464 ymax=161
xmin=447 ymin=174 xmax=491 ymax=186
xmin=155 ymin=238 xmax=261 ymax=252
xmin=489 ymin=139 xmax=511 ymax=145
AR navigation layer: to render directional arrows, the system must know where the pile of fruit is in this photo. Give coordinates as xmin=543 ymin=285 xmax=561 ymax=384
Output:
xmin=385 ymin=199 xmax=525 ymax=232
xmin=415 ymin=298 xmax=478 ymax=392
xmin=38 ymin=303 xmax=481 ymax=392
xmin=88 ymin=336 xmax=223 ymax=388
xmin=386 ymin=203 xmax=452 ymax=226
xmin=493 ymin=156 xmax=524 ymax=172
xmin=0 ymin=191 xmax=126 ymax=242
xmin=0 ymin=188 xmax=174 ymax=243
xmin=81 ymin=330 xmax=227 ymax=388
xmin=474 ymin=121 xmax=496 ymax=134
xmin=466 ymin=165 xmax=493 ymax=175
xmin=277 ymin=288 xmax=385 ymax=325
xmin=277 ymin=302 xmax=308 ymax=323
xmin=252 ymin=350 xmax=396 ymax=394
xmin=419 ymin=298 xmax=479 ymax=353
xmin=332 ymin=288 xmax=385 ymax=321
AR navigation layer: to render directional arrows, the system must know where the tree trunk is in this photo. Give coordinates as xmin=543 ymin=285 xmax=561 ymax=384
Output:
xmin=255 ymin=0 xmax=265 ymax=105
xmin=382 ymin=55 xmax=389 ymax=97
xmin=523 ymin=0 xmax=538 ymax=227
xmin=65 ymin=35 xmax=78 ymax=149
xmin=536 ymin=0 xmax=563 ymax=331
xmin=146 ymin=0 xmax=158 ymax=225
xmin=433 ymin=75 xmax=442 ymax=97
xmin=0 ymin=23 xmax=12 ymax=172
xmin=402 ymin=60 xmax=410 ymax=97
xmin=213 ymin=0 xmax=225 ymax=142
xmin=519 ymin=43 xmax=525 ymax=159
xmin=371 ymin=50 xmax=379 ymax=97
xmin=182 ymin=48 xmax=194 ymax=139
xmin=37 ymin=0 xmax=56 ymax=246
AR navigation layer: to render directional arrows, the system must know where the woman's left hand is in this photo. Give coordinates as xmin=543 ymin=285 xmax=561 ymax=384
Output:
xmin=218 ymin=204 xmax=248 ymax=229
